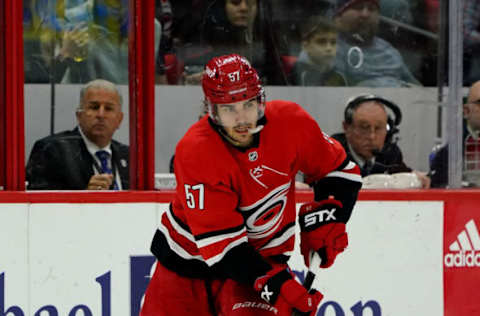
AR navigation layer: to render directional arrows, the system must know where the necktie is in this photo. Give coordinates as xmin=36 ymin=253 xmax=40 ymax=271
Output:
xmin=95 ymin=150 xmax=119 ymax=190
xmin=362 ymin=160 xmax=373 ymax=177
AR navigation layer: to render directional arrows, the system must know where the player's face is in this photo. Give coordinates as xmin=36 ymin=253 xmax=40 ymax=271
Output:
xmin=335 ymin=1 xmax=379 ymax=43
xmin=303 ymin=31 xmax=337 ymax=66
xmin=76 ymin=87 xmax=123 ymax=148
xmin=465 ymin=82 xmax=480 ymax=132
xmin=216 ymin=98 xmax=259 ymax=147
xmin=225 ymin=0 xmax=257 ymax=28
xmin=344 ymin=101 xmax=387 ymax=160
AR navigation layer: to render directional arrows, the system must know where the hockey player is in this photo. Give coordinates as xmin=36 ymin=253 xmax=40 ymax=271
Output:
xmin=140 ymin=54 xmax=362 ymax=316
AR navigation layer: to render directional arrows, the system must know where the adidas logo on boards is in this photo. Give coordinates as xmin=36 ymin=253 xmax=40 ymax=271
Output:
xmin=444 ymin=219 xmax=480 ymax=268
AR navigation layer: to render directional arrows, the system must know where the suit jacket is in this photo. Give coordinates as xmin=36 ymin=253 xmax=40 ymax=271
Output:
xmin=332 ymin=133 xmax=411 ymax=176
xmin=429 ymin=124 xmax=469 ymax=188
xmin=26 ymin=127 xmax=129 ymax=190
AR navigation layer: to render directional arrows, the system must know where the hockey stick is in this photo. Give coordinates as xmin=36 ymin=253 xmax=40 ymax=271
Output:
xmin=291 ymin=251 xmax=321 ymax=316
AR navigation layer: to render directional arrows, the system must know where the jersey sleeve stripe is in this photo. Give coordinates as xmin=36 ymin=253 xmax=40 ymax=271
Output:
xmin=165 ymin=207 xmax=196 ymax=243
xmin=158 ymin=217 xmax=204 ymax=261
xmin=196 ymin=226 xmax=247 ymax=248
xmin=205 ymin=236 xmax=249 ymax=266
xmin=195 ymin=223 xmax=246 ymax=240
xmin=169 ymin=203 xmax=193 ymax=233
xmin=161 ymin=214 xmax=201 ymax=254
xmin=259 ymin=224 xmax=295 ymax=250
xmin=342 ymin=160 xmax=358 ymax=170
xmin=335 ymin=157 xmax=352 ymax=171
xmin=325 ymin=170 xmax=362 ymax=183
xmin=326 ymin=160 xmax=362 ymax=183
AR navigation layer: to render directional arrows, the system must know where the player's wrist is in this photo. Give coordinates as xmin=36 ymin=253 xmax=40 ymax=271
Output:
xmin=254 ymin=266 xmax=291 ymax=305
xmin=254 ymin=266 xmax=322 ymax=312
xmin=300 ymin=223 xmax=348 ymax=268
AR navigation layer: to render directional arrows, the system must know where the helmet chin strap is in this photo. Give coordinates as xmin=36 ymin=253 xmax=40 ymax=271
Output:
xmin=215 ymin=122 xmax=262 ymax=147
xmin=247 ymin=125 xmax=264 ymax=134
xmin=217 ymin=127 xmax=252 ymax=147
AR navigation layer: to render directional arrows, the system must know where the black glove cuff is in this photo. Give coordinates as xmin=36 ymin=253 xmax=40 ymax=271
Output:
xmin=261 ymin=269 xmax=292 ymax=305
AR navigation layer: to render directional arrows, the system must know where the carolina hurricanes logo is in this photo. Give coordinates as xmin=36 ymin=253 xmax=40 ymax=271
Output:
xmin=249 ymin=165 xmax=289 ymax=189
xmin=251 ymin=166 xmax=263 ymax=178
xmin=205 ymin=66 xmax=216 ymax=78
xmin=238 ymin=182 xmax=290 ymax=239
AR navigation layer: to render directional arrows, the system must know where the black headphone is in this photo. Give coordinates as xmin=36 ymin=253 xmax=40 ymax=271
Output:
xmin=344 ymin=94 xmax=402 ymax=148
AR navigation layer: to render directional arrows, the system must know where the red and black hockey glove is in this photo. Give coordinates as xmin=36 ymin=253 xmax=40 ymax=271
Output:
xmin=254 ymin=266 xmax=323 ymax=314
xmin=299 ymin=198 xmax=348 ymax=269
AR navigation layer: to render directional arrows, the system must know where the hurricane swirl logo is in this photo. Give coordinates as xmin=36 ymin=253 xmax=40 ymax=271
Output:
xmin=239 ymin=182 xmax=290 ymax=239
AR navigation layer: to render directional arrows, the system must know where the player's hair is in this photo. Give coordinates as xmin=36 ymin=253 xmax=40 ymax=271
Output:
xmin=79 ymin=79 xmax=123 ymax=110
xmin=300 ymin=15 xmax=337 ymax=41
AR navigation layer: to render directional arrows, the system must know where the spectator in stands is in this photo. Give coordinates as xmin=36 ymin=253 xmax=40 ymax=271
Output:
xmin=61 ymin=0 xmax=162 ymax=84
xmin=26 ymin=79 xmax=129 ymax=190
xmin=155 ymin=0 xmax=174 ymax=84
xmin=271 ymin=0 xmax=335 ymax=58
xmin=429 ymin=81 xmax=480 ymax=188
xmin=334 ymin=0 xmax=421 ymax=87
xmin=181 ymin=0 xmax=287 ymax=85
xmin=289 ymin=15 xmax=346 ymax=86
xmin=332 ymin=94 xmax=430 ymax=187
xmin=23 ymin=0 xmax=88 ymax=83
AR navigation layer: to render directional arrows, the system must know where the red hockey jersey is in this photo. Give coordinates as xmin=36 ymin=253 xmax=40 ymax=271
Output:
xmin=152 ymin=100 xmax=358 ymax=277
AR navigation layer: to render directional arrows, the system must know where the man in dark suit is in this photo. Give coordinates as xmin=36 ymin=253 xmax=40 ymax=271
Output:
xmin=429 ymin=80 xmax=480 ymax=187
xmin=26 ymin=79 xmax=129 ymax=190
xmin=332 ymin=94 xmax=430 ymax=187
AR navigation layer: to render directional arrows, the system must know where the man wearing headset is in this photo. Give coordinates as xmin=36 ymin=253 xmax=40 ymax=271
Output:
xmin=332 ymin=94 xmax=430 ymax=188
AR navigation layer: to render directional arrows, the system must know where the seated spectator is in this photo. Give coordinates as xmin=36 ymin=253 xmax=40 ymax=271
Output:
xmin=289 ymin=15 xmax=346 ymax=86
xmin=332 ymin=94 xmax=430 ymax=187
xmin=155 ymin=0 xmax=174 ymax=84
xmin=23 ymin=0 xmax=87 ymax=83
xmin=61 ymin=0 xmax=162 ymax=84
xmin=26 ymin=79 xmax=129 ymax=190
xmin=429 ymin=80 xmax=480 ymax=188
xmin=334 ymin=0 xmax=421 ymax=87
xmin=271 ymin=0 xmax=335 ymax=58
xmin=180 ymin=0 xmax=287 ymax=85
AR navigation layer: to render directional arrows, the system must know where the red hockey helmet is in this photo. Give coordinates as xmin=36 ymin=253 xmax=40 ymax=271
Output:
xmin=202 ymin=54 xmax=265 ymax=124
